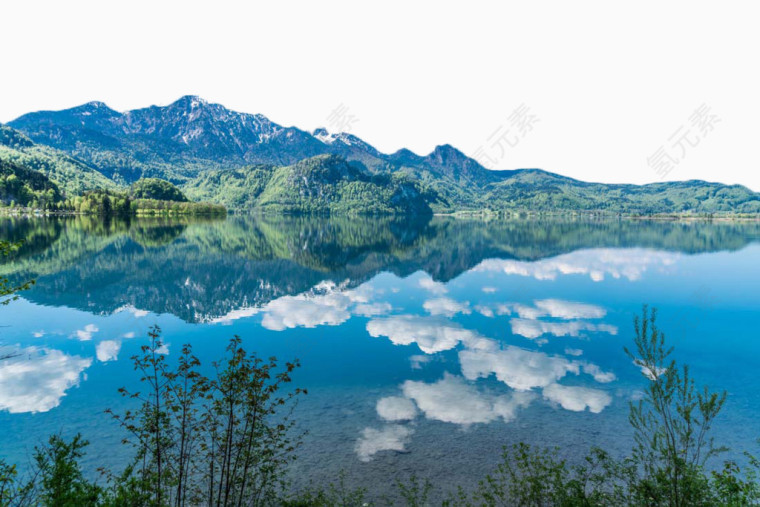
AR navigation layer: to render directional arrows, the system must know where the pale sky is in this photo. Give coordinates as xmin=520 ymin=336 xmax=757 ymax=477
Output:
xmin=2 ymin=0 xmax=759 ymax=189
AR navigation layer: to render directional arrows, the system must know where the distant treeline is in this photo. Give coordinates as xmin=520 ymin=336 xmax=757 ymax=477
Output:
xmin=0 ymin=165 xmax=225 ymax=216
xmin=1 ymin=190 xmax=226 ymax=216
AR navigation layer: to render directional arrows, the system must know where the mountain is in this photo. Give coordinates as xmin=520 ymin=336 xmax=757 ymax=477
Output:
xmin=185 ymin=154 xmax=434 ymax=215
xmin=8 ymin=96 xmax=329 ymax=183
xmin=0 ymin=158 xmax=61 ymax=207
xmin=0 ymin=125 xmax=118 ymax=196
xmin=130 ymin=178 xmax=188 ymax=202
xmin=7 ymin=96 xmax=502 ymax=187
xmin=6 ymin=96 xmax=760 ymax=215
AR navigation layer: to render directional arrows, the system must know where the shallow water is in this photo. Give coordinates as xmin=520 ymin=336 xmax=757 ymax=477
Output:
xmin=1 ymin=215 xmax=759 ymax=498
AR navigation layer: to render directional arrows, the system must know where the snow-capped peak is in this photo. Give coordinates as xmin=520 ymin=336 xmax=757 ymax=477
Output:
xmin=313 ymin=128 xmax=361 ymax=147
xmin=313 ymin=127 xmax=335 ymax=144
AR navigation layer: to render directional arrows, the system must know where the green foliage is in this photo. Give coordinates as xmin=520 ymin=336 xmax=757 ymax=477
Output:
xmin=5 ymin=215 xmax=760 ymax=325
xmin=0 ymin=459 xmax=33 ymax=507
xmin=6 ymin=102 xmax=760 ymax=214
xmin=105 ymin=327 xmax=305 ymax=506
xmin=131 ymin=178 xmax=188 ymax=202
xmin=0 ymin=239 xmax=35 ymax=305
xmin=183 ymin=155 xmax=760 ymax=215
xmin=13 ymin=188 xmax=226 ymax=217
xmin=395 ymin=474 xmax=434 ymax=507
xmin=1 ymin=308 xmax=759 ymax=505
xmin=33 ymin=434 xmax=102 ymax=506
xmin=183 ymin=155 xmax=434 ymax=215
xmin=624 ymin=306 xmax=728 ymax=506
xmin=0 ymin=125 xmax=117 ymax=197
xmin=477 ymin=172 xmax=760 ymax=215
xmin=282 ymin=471 xmax=369 ymax=506
xmin=0 ymin=158 xmax=62 ymax=209
xmin=443 ymin=444 xmax=634 ymax=506
xmin=441 ymin=307 xmax=755 ymax=507
xmin=710 ymin=453 xmax=760 ymax=505
xmin=0 ymin=434 xmax=102 ymax=507
xmin=132 ymin=198 xmax=226 ymax=216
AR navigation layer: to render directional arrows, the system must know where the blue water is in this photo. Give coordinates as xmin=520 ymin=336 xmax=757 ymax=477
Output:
xmin=1 ymin=215 xmax=759 ymax=497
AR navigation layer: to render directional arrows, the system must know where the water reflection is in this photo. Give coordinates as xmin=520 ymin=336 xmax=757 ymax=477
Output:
xmin=0 ymin=345 xmax=92 ymax=414
xmin=2 ymin=215 xmax=759 ymax=323
xmin=1 ymin=214 xmax=759 ymax=480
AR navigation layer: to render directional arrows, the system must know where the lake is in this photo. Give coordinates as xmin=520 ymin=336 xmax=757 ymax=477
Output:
xmin=1 ymin=214 xmax=759 ymax=499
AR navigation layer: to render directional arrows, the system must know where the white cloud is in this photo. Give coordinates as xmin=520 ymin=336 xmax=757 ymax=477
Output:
xmin=377 ymin=396 xmax=417 ymax=421
xmin=0 ymin=346 xmax=92 ymax=414
xmin=484 ymin=299 xmax=607 ymax=321
xmin=355 ymin=425 xmax=413 ymax=462
xmin=510 ymin=303 xmax=547 ymax=320
xmin=565 ymin=348 xmax=584 ymax=356
xmin=210 ymin=281 xmax=386 ymax=327
xmin=475 ymin=305 xmax=494 ymax=317
xmin=418 ymin=276 xmax=448 ymax=295
xmin=261 ymin=294 xmax=352 ymax=331
xmin=632 ymin=359 xmax=667 ymax=380
xmin=459 ymin=347 xmax=579 ymax=391
xmin=366 ymin=315 xmax=494 ymax=354
xmin=156 ymin=343 xmax=170 ymax=355
xmin=494 ymin=391 xmax=538 ymax=422
xmin=409 ymin=354 xmax=432 ymax=369
xmin=402 ymin=373 xmax=534 ymax=425
xmin=121 ymin=332 xmax=136 ymax=339
xmin=474 ymin=249 xmax=679 ymax=282
xmin=482 ymin=286 xmax=498 ymax=293
xmin=581 ymin=362 xmax=616 ymax=383
xmin=75 ymin=324 xmax=98 ymax=341
xmin=510 ymin=319 xmax=618 ymax=340
xmin=116 ymin=305 xmax=149 ymax=318
xmin=533 ymin=299 xmax=606 ymax=319
xmin=33 ymin=330 xmax=45 ymax=338
xmin=353 ymin=302 xmax=392 ymax=317
xmin=423 ymin=297 xmax=471 ymax=317
xmin=96 ymin=340 xmax=121 ymax=362
xmin=209 ymin=306 xmax=260 ymax=324
xmin=542 ymin=383 xmax=612 ymax=414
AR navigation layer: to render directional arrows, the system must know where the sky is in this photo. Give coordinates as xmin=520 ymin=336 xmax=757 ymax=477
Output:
xmin=2 ymin=0 xmax=759 ymax=189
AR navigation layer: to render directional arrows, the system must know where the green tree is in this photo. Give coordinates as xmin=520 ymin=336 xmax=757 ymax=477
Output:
xmin=625 ymin=306 xmax=727 ymax=505
xmin=33 ymin=434 xmax=102 ymax=506
xmin=106 ymin=328 xmax=305 ymax=506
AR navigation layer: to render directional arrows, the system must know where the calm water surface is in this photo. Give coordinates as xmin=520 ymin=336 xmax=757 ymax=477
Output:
xmin=1 ymin=215 xmax=759 ymax=497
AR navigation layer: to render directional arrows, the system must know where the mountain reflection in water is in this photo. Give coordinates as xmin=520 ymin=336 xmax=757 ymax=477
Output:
xmin=1 ymin=214 xmax=759 ymax=498
xmin=2 ymin=214 xmax=759 ymax=322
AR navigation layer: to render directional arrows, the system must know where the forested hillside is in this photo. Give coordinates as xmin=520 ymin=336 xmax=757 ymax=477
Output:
xmin=4 ymin=97 xmax=760 ymax=215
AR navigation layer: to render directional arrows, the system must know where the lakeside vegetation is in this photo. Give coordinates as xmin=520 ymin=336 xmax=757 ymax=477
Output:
xmin=0 ymin=310 xmax=758 ymax=505
xmin=1 ymin=261 xmax=759 ymax=504
xmin=0 ymin=171 xmax=225 ymax=217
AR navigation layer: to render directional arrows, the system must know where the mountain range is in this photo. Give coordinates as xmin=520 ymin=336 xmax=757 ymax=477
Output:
xmin=2 ymin=96 xmax=759 ymax=214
